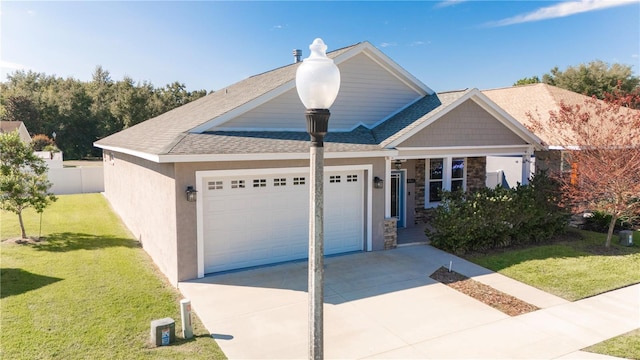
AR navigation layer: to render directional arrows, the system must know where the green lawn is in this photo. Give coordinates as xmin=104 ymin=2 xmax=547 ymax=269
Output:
xmin=466 ymin=229 xmax=640 ymax=301
xmin=466 ymin=228 xmax=640 ymax=359
xmin=1 ymin=194 xmax=226 ymax=359
xmin=584 ymin=329 xmax=640 ymax=360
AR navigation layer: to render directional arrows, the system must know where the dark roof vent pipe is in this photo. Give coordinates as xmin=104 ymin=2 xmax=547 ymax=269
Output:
xmin=293 ymin=49 xmax=302 ymax=63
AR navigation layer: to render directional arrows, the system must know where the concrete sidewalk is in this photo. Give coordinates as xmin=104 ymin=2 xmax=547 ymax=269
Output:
xmin=179 ymin=245 xmax=639 ymax=359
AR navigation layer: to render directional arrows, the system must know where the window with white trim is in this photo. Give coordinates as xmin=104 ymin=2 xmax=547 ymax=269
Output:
xmin=208 ymin=181 xmax=223 ymax=190
xmin=329 ymin=175 xmax=341 ymax=183
xmin=426 ymin=157 xmax=466 ymax=206
xmin=293 ymin=177 xmax=305 ymax=185
xmin=273 ymin=178 xmax=286 ymax=186
xmin=253 ymin=179 xmax=266 ymax=188
xmin=231 ymin=180 xmax=245 ymax=189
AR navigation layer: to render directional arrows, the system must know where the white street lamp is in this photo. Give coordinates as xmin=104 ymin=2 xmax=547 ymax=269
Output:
xmin=295 ymin=38 xmax=340 ymax=360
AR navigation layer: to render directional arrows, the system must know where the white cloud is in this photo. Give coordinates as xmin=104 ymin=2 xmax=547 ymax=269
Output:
xmin=435 ymin=0 xmax=468 ymax=8
xmin=0 ymin=60 xmax=28 ymax=71
xmin=486 ymin=0 xmax=639 ymax=27
xmin=379 ymin=42 xmax=398 ymax=48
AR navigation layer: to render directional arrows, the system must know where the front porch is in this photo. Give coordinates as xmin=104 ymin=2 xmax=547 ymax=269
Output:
xmin=397 ymin=225 xmax=430 ymax=246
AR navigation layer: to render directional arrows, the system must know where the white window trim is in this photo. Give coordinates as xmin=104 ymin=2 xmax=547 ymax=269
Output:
xmin=425 ymin=157 xmax=467 ymax=208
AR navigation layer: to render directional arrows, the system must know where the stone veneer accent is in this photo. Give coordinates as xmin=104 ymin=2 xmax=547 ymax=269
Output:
xmin=466 ymin=157 xmax=486 ymax=193
xmin=384 ymin=217 xmax=397 ymax=249
xmin=534 ymin=150 xmax=563 ymax=175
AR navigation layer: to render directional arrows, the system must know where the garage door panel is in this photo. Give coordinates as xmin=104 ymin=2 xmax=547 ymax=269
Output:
xmin=202 ymin=170 xmax=364 ymax=273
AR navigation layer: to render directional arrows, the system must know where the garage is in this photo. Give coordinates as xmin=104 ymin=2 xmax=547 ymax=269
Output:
xmin=199 ymin=168 xmax=366 ymax=273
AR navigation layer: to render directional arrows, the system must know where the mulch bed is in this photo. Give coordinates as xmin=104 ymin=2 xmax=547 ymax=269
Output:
xmin=430 ymin=266 xmax=539 ymax=316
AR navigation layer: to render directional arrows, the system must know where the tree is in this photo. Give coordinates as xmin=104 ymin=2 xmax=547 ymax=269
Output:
xmin=527 ymin=91 xmax=640 ymax=247
xmin=542 ymin=61 xmax=640 ymax=100
xmin=513 ymin=76 xmax=540 ymax=86
xmin=0 ymin=132 xmax=57 ymax=239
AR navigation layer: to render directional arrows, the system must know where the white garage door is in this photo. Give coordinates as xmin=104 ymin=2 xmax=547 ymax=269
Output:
xmin=202 ymin=169 xmax=364 ymax=273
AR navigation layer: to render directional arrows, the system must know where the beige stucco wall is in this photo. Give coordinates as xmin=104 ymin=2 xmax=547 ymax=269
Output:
xmin=102 ymin=151 xmax=179 ymax=285
xmin=398 ymin=100 xmax=527 ymax=148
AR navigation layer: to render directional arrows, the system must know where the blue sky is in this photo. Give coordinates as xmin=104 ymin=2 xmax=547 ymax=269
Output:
xmin=1 ymin=1 xmax=638 ymax=93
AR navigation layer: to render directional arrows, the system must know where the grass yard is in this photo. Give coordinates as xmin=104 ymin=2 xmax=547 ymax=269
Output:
xmin=583 ymin=329 xmax=640 ymax=360
xmin=466 ymin=228 xmax=640 ymax=301
xmin=1 ymin=194 xmax=226 ymax=359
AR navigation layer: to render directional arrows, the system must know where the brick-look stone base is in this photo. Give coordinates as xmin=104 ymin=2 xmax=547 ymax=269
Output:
xmin=384 ymin=218 xmax=397 ymax=249
xmin=466 ymin=157 xmax=486 ymax=193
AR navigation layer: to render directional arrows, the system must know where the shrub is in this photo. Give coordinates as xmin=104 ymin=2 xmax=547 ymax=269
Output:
xmin=583 ymin=211 xmax=634 ymax=233
xmin=427 ymin=172 xmax=569 ymax=254
xmin=31 ymin=134 xmax=54 ymax=151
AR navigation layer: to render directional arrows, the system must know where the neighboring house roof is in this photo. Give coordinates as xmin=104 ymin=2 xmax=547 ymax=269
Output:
xmin=0 ymin=121 xmax=31 ymax=143
xmin=95 ymin=41 xmax=541 ymax=162
xmin=483 ymin=84 xmax=596 ymax=146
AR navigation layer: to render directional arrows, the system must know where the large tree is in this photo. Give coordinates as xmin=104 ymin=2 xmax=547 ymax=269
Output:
xmin=0 ymin=131 xmax=56 ymax=239
xmin=542 ymin=61 xmax=640 ymax=100
xmin=527 ymin=91 xmax=640 ymax=247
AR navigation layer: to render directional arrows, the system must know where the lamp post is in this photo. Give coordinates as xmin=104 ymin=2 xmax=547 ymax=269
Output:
xmin=295 ymin=38 xmax=340 ymax=360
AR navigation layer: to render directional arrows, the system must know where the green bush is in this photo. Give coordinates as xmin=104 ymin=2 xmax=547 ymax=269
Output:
xmin=427 ymin=172 xmax=568 ymax=254
xmin=583 ymin=211 xmax=633 ymax=233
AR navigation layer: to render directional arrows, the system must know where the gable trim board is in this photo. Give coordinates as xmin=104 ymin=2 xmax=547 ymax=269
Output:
xmin=396 ymin=145 xmax=535 ymax=158
xmin=195 ymin=164 xmax=373 ymax=277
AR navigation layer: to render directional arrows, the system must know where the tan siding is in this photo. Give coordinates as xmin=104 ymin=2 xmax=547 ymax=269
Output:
xmin=398 ymin=100 xmax=527 ymax=148
xmin=217 ymin=53 xmax=422 ymax=131
xmin=102 ymin=151 xmax=179 ymax=285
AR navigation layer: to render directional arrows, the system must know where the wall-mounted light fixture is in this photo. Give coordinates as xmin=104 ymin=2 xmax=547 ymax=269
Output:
xmin=394 ymin=160 xmax=403 ymax=170
xmin=185 ymin=186 xmax=197 ymax=202
xmin=374 ymin=176 xmax=384 ymax=189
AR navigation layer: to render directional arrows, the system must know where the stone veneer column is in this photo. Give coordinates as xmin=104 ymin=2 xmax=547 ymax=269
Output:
xmin=383 ymin=218 xmax=397 ymax=249
xmin=466 ymin=157 xmax=486 ymax=193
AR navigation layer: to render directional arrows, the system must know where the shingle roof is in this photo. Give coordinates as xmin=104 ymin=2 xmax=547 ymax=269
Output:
xmin=482 ymin=84 xmax=591 ymax=145
xmin=94 ymin=44 xmax=358 ymax=155
xmin=168 ymin=126 xmax=381 ymax=155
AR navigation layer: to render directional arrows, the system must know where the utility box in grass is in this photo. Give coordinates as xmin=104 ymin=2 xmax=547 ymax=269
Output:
xmin=619 ymin=230 xmax=633 ymax=246
xmin=150 ymin=318 xmax=175 ymax=346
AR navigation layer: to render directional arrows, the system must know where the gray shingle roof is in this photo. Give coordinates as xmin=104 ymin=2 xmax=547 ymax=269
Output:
xmin=168 ymin=125 xmax=381 ymax=155
xmin=94 ymin=44 xmax=358 ymax=155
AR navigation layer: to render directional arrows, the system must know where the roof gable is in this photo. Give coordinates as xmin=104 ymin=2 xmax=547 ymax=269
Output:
xmin=380 ymin=89 xmax=542 ymax=149
xmin=397 ymin=98 xmax=527 ymax=148
xmin=198 ymin=42 xmax=433 ymax=133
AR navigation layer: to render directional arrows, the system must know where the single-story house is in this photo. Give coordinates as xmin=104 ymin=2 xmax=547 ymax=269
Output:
xmin=95 ymin=41 xmax=542 ymax=286
xmin=0 ymin=121 xmax=32 ymax=144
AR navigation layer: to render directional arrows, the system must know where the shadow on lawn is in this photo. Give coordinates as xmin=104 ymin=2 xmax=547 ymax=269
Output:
xmin=0 ymin=268 xmax=63 ymax=299
xmin=29 ymin=232 xmax=140 ymax=252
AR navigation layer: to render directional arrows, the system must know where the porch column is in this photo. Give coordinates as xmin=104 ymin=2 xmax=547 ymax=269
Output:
xmin=384 ymin=157 xmax=391 ymax=218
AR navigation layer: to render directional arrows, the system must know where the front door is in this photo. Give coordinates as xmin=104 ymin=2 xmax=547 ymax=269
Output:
xmin=390 ymin=170 xmax=406 ymax=228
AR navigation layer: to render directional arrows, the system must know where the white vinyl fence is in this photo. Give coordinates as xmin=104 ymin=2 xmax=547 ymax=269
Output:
xmin=47 ymin=167 xmax=104 ymax=195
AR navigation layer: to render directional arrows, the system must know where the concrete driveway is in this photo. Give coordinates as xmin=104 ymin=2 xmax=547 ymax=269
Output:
xmin=179 ymin=245 xmax=638 ymax=359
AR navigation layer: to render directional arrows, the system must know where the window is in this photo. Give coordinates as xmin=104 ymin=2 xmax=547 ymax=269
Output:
xmin=347 ymin=174 xmax=358 ymax=182
xmin=274 ymin=178 xmax=286 ymax=186
xmin=231 ymin=180 xmax=245 ymax=189
xmin=253 ymin=179 xmax=266 ymax=188
xmin=208 ymin=181 xmax=223 ymax=190
xmin=426 ymin=157 xmax=466 ymax=206
xmin=293 ymin=177 xmax=306 ymax=185
xmin=329 ymin=175 xmax=341 ymax=183
xmin=428 ymin=159 xmax=443 ymax=202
